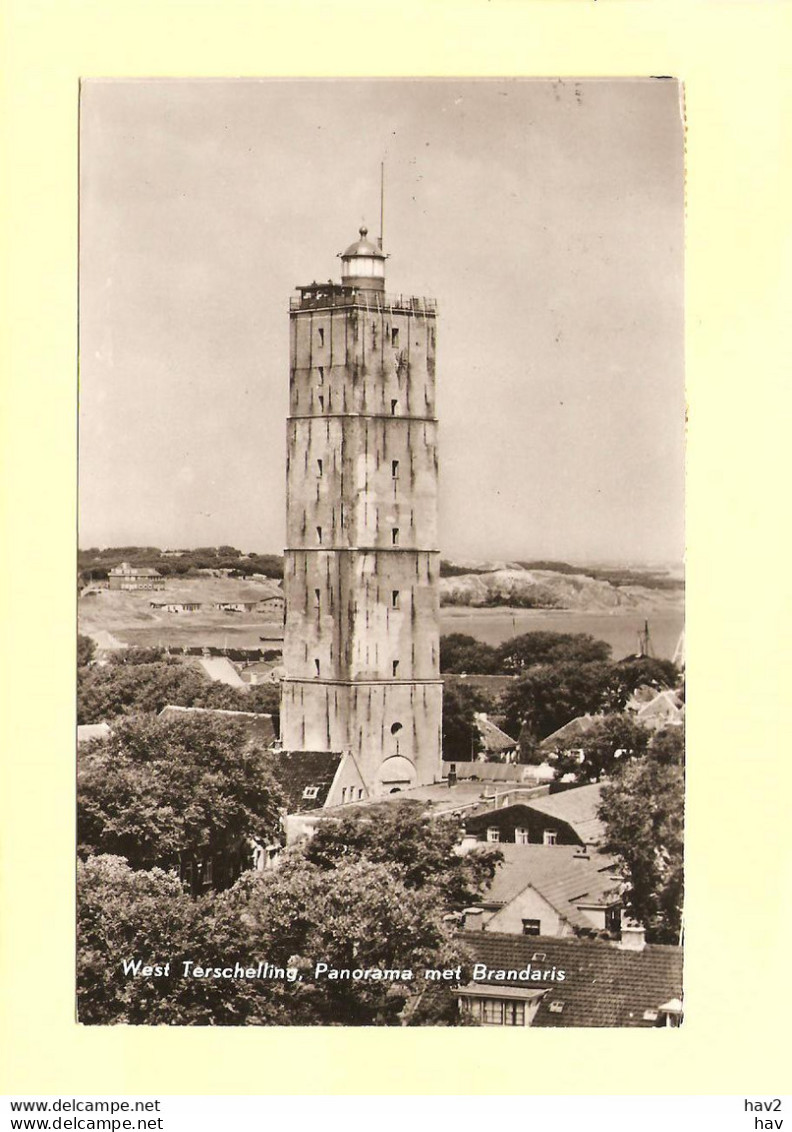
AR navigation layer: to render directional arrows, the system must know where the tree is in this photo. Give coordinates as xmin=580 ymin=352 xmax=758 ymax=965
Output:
xmin=77 ymin=855 xmax=275 ymax=1025
xmin=77 ymin=655 xmax=278 ymax=724
xmin=500 ymin=661 xmax=613 ymax=741
xmin=598 ymin=725 xmax=685 ymax=943
xmin=77 ymin=853 xmax=475 ymax=1026
xmin=441 ymin=682 xmax=494 ymax=761
xmin=547 ymin=712 xmax=651 ymax=785
xmin=77 ymin=713 xmax=283 ymax=885
xmin=232 ymin=853 xmax=472 ymax=1025
xmin=77 ymin=634 xmax=96 ymax=667
xmin=439 ymin=634 xmax=499 ymax=674
xmin=495 ymin=631 xmax=612 ymax=673
xmin=606 ymin=657 xmax=679 ymax=709
xmin=302 ymin=800 xmax=502 ymax=912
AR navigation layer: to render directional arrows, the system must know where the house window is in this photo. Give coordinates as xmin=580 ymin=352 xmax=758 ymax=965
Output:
xmin=392 ymin=590 xmax=400 ymax=609
xmin=515 ymin=827 xmax=530 ymax=845
xmin=302 ymin=786 xmax=319 ymax=800
xmin=522 ymin=919 xmax=541 ymax=936
xmin=317 ymin=365 xmax=324 ymax=384
xmin=341 ymin=787 xmax=347 ymax=803
xmin=317 ymin=458 xmax=323 ymax=477
xmin=317 ymin=327 xmax=324 ymax=346
xmin=391 ymin=327 xmax=399 ymax=348
xmin=392 ymin=660 xmax=400 ymax=677
xmin=391 ymin=399 xmax=398 ymax=415
xmin=357 ymin=787 xmax=364 ymax=799
xmin=392 ymin=460 xmax=399 ymax=479
xmin=392 ymin=528 xmax=399 ymax=546
xmin=605 ymin=906 xmax=622 ymax=933
xmin=316 ymin=526 xmax=323 ymax=544
xmin=487 ymin=827 xmax=500 ymax=843
xmin=314 ymin=658 xmax=320 ymax=677
xmin=480 ymin=999 xmax=526 ymax=1026
xmin=543 ymin=829 xmax=557 ymax=846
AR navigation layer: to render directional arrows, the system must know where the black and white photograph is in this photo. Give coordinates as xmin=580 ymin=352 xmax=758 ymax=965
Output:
xmin=77 ymin=77 xmax=685 ymax=1028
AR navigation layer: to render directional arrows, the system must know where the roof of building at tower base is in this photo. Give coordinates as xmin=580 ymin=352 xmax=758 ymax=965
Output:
xmin=267 ymin=750 xmax=344 ymax=814
xmin=157 ymin=705 xmax=277 ymax=747
xmin=457 ymin=931 xmax=683 ymax=1028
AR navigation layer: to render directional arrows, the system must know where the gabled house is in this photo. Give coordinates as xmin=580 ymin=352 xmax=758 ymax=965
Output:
xmin=456 ymin=929 xmax=683 ymax=1027
xmin=462 ymin=843 xmax=623 ymax=937
xmin=107 ymin=562 xmax=164 ymax=591
xmin=267 ymin=750 xmax=369 ymax=844
xmin=473 ymin=714 xmax=519 ymax=762
xmin=463 ymin=782 xmax=605 ymax=848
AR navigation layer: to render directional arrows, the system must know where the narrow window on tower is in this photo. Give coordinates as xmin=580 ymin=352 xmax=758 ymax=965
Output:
xmin=392 ymin=528 xmax=399 ymax=546
xmin=317 ymin=458 xmax=323 ymax=477
xmin=317 ymin=327 xmax=325 ymax=347
xmin=314 ymin=588 xmax=320 ymax=609
xmin=316 ymin=526 xmax=323 ymax=545
xmin=392 ymin=660 xmax=400 ymax=677
xmin=391 ymin=327 xmax=399 ymax=348
xmin=391 ymin=399 xmax=398 ymax=415
xmin=392 ymin=590 xmax=400 ymax=609
xmin=392 ymin=460 xmax=399 ymax=479
xmin=318 ymin=394 xmax=324 ymax=411
xmin=314 ymin=658 xmax=320 ymax=677
xmin=317 ymin=365 xmax=324 ymax=384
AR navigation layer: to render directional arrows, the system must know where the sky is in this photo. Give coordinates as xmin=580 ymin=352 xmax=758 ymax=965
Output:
xmin=79 ymin=78 xmax=684 ymax=567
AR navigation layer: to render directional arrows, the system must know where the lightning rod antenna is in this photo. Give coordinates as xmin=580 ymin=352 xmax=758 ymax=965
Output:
xmin=379 ymin=161 xmax=385 ymax=250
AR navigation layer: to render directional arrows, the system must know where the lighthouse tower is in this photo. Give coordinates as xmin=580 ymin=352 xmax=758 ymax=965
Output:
xmin=280 ymin=226 xmax=442 ymax=795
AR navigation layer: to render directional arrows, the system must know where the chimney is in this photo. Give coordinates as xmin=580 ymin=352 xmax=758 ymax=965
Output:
xmin=448 ymin=763 xmax=457 ymax=787
xmin=463 ymin=907 xmax=484 ymax=931
xmin=619 ymin=924 xmax=646 ymax=951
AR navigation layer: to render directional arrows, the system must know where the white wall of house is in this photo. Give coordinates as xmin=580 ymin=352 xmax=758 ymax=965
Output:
xmin=485 ymin=887 xmax=574 ymax=938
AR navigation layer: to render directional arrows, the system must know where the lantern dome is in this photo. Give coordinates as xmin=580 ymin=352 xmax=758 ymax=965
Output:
xmin=339 ymin=226 xmax=387 ymax=291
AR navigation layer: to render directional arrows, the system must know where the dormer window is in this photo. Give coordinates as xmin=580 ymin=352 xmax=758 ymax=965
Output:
xmin=302 ymin=786 xmax=319 ymax=800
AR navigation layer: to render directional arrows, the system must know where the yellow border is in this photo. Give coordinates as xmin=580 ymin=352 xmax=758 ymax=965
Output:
xmin=2 ymin=0 xmax=791 ymax=1096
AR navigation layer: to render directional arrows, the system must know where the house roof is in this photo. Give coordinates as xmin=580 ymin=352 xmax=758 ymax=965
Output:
xmin=540 ymin=714 xmax=602 ymax=749
xmin=267 ymin=750 xmax=344 ymax=813
xmin=483 ymin=844 xmax=621 ymax=931
xmin=475 ymin=715 xmax=518 ymax=753
xmin=463 ymin=783 xmax=605 ymax=845
xmin=77 ymin=722 xmax=111 ymax=745
xmin=196 ymin=656 xmax=248 ymax=688
xmin=158 ymin=705 xmax=276 ymax=746
xmin=442 ymin=761 xmax=541 ymax=784
xmin=636 ymin=689 xmax=684 ymax=723
xmin=459 ymin=931 xmax=683 ymax=1027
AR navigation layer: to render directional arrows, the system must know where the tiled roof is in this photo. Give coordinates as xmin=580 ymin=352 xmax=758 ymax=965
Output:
xmin=484 ymin=844 xmax=621 ymax=930
xmin=267 ymin=750 xmax=343 ymax=813
xmin=459 ymin=931 xmax=683 ymax=1027
xmin=540 ymin=713 xmax=602 ymax=749
xmin=522 ymin=783 xmax=605 ymax=845
xmin=475 ymin=715 xmax=518 ymax=753
xmin=158 ymin=705 xmax=276 ymax=746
